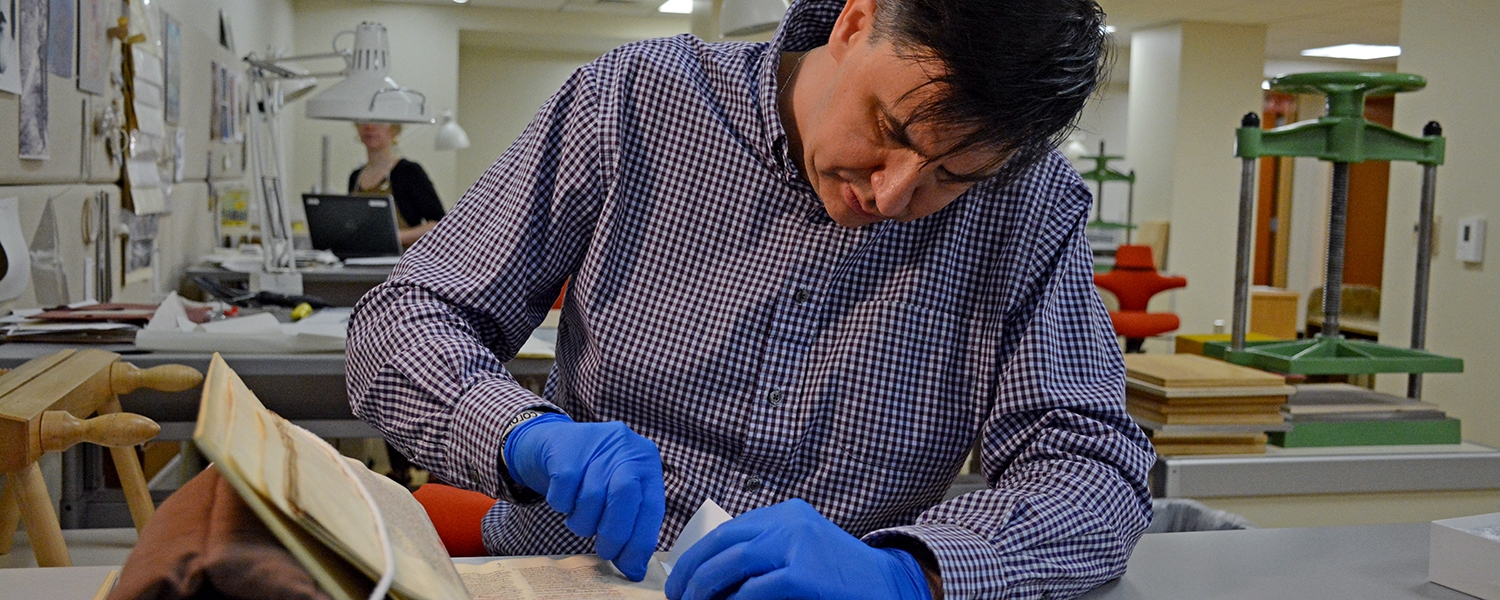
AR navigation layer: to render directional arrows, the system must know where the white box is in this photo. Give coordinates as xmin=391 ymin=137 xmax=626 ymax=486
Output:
xmin=1430 ymin=512 xmax=1500 ymax=599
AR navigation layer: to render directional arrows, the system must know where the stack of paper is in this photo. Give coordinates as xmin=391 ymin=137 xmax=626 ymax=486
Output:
xmin=1123 ymin=354 xmax=1293 ymax=455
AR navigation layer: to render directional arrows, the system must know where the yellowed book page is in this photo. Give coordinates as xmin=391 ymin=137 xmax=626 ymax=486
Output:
xmin=350 ymin=458 xmax=472 ymax=600
xmin=456 ymin=556 xmax=667 ymax=600
xmin=197 ymin=354 xmax=471 ymax=600
xmin=195 ymin=356 xmax=372 ymax=600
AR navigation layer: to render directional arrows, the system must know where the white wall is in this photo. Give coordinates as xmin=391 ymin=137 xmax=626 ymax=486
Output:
xmin=1125 ymin=22 xmax=1266 ymax=332
xmin=288 ymin=0 xmax=688 ymax=208
xmin=456 ymin=47 xmax=602 ymax=202
xmin=1072 ymin=82 xmax=1133 ymax=225
xmin=1377 ymin=0 xmax=1500 ymax=448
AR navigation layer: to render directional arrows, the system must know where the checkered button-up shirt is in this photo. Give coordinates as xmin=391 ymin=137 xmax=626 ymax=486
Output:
xmin=346 ymin=1 xmax=1154 ymax=597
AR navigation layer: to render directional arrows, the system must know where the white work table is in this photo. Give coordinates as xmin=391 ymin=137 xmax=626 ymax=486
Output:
xmin=0 ymin=338 xmax=556 ymax=440
xmin=0 ymin=523 xmax=1476 ymax=599
xmin=1152 ymin=442 xmax=1500 ymax=498
xmin=1078 ymin=522 xmax=1474 ymax=599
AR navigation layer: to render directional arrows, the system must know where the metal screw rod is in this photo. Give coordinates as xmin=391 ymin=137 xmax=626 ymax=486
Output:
xmin=1322 ymin=162 xmax=1351 ymax=339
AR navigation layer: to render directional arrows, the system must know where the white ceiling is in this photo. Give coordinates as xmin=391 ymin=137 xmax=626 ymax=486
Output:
xmin=1098 ymin=0 xmax=1402 ymax=63
xmin=377 ymin=0 xmax=1404 ymax=64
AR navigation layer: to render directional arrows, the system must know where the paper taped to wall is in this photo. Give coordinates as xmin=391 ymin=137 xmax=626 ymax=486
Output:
xmin=0 ymin=198 xmax=33 ymax=302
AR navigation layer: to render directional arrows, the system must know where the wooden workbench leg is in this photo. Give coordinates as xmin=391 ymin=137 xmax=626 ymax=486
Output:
xmin=10 ymin=464 xmax=71 ymax=567
xmin=99 ymin=398 xmax=154 ymax=532
xmin=0 ymin=478 xmax=18 ymax=554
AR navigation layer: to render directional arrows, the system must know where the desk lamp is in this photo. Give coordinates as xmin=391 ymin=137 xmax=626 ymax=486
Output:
xmin=243 ymin=22 xmax=432 ymax=294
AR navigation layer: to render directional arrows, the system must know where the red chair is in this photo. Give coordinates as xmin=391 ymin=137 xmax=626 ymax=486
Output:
xmin=412 ymin=483 xmax=498 ymax=557
xmin=1094 ymin=245 xmax=1187 ymax=353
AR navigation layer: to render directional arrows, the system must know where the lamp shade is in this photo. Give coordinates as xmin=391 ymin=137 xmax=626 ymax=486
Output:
xmin=720 ymin=0 xmax=787 ymax=38
xmin=434 ymin=110 xmax=470 ymax=150
xmin=305 ymin=22 xmax=431 ymax=123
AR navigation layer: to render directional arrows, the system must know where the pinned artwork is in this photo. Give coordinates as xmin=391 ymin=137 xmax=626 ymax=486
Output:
xmin=17 ymin=0 xmax=48 ymax=159
xmin=29 ymin=197 xmax=69 ymax=305
xmin=76 ymin=0 xmax=109 ymax=95
xmin=0 ymin=0 xmax=20 ymax=94
xmin=119 ymin=209 xmax=156 ymax=285
xmin=45 ymin=0 xmax=68 ymax=77
xmin=0 ymin=199 xmax=33 ymax=302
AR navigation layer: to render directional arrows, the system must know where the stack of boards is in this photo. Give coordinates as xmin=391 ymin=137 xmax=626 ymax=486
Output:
xmin=1123 ymin=354 xmax=1293 ymax=455
xmin=1274 ymin=383 xmax=1461 ymax=447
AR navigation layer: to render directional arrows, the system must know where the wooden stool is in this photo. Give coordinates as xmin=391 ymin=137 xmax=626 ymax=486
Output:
xmin=0 ymin=349 xmax=201 ymax=567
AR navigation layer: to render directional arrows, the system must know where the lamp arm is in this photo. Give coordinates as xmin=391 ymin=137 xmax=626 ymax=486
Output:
xmin=244 ymin=52 xmax=350 ymax=80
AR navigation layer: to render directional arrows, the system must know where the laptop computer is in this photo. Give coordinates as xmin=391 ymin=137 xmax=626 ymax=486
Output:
xmin=301 ymin=194 xmax=403 ymax=261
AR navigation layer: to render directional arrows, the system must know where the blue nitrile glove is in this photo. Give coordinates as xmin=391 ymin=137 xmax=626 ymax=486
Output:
xmin=503 ymin=413 xmax=666 ymax=581
xmin=664 ymin=499 xmax=932 ymax=600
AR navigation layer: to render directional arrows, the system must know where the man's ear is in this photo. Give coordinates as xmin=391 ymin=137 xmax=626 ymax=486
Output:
xmin=827 ymin=0 xmax=878 ymax=62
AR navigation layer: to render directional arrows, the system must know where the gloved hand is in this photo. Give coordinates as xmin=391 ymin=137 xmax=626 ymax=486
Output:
xmin=503 ymin=413 xmax=665 ymax=581
xmin=664 ymin=499 xmax=932 ymax=600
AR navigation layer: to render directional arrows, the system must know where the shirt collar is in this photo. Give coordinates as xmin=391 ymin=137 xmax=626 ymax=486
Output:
xmin=757 ymin=0 xmax=844 ymax=187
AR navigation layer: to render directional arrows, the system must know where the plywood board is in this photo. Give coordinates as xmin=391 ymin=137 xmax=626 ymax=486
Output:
xmin=1124 ymin=354 xmax=1286 ymax=388
xmin=1125 ymin=387 xmax=1290 ymax=407
xmin=1126 ymin=396 xmax=1284 ymax=415
xmin=1150 ymin=441 xmax=1267 ymax=456
xmin=1128 ymin=404 xmax=1285 ymax=426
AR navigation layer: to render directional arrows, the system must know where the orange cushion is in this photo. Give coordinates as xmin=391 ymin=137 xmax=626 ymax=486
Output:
xmin=1113 ymin=245 xmax=1157 ymax=269
xmin=1109 ymin=311 xmax=1181 ymax=339
xmin=412 ymin=483 xmax=497 ymax=557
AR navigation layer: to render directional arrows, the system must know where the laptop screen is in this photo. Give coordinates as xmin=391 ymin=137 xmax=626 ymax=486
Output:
xmin=301 ymin=194 xmax=403 ymax=259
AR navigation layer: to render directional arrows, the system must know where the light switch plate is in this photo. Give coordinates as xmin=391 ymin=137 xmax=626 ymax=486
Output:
xmin=1457 ymin=217 xmax=1486 ymax=263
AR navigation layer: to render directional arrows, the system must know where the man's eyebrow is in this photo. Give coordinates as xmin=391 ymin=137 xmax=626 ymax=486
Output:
xmin=878 ymin=102 xmax=920 ymax=154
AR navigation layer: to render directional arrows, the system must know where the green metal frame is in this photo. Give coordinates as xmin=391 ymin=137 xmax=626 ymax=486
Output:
xmin=1077 ymin=145 xmax=1136 ymax=230
xmin=1204 ymin=339 xmax=1464 ymax=375
xmin=1237 ymin=73 xmax=1445 ymax=165
xmin=1224 ymin=72 xmax=1460 ymax=377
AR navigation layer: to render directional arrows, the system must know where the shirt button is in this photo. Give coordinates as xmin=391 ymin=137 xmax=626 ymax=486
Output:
xmin=743 ymin=476 xmax=763 ymax=493
xmin=767 ymin=389 xmax=783 ymax=406
xmin=793 ymin=289 xmax=810 ymax=304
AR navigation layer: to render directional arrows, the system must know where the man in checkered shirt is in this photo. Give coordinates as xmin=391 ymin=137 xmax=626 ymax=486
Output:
xmin=347 ymin=0 xmax=1155 ymax=597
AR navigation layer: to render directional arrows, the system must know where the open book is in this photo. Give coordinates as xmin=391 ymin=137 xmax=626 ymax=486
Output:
xmin=193 ymin=353 xmax=670 ymax=599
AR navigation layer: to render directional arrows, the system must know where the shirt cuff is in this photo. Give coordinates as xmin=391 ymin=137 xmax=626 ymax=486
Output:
xmin=865 ymin=523 xmax=1007 ymax=600
xmin=448 ymin=376 xmax=561 ymax=502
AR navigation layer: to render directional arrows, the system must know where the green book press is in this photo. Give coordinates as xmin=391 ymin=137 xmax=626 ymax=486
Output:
xmin=1214 ymin=72 xmax=1462 ymax=399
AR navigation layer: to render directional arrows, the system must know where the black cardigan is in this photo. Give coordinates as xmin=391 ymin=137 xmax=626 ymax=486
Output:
xmin=348 ymin=159 xmax=445 ymax=227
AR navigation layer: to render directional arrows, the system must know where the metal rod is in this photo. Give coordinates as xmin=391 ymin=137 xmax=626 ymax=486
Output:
xmin=1126 ymin=171 xmax=1136 ymax=245
xmin=1231 ymin=113 xmax=1261 ymax=351
xmin=1094 ymin=140 xmax=1105 ymax=222
xmin=320 ymin=135 xmax=331 ymax=193
xmin=1322 ymin=162 xmax=1351 ymax=339
xmin=1408 ymin=122 xmax=1443 ymax=399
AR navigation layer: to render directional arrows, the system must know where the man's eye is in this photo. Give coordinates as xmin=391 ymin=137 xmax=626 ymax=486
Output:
xmin=935 ymin=169 xmax=967 ymax=185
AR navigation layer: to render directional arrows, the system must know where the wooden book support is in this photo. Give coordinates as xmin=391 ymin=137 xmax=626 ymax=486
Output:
xmin=0 ymin=349 xmax=202 ymax=567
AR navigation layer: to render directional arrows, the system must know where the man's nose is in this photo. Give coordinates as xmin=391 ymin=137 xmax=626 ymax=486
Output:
xmin=870 ymin=152 xmax=923 ymax=218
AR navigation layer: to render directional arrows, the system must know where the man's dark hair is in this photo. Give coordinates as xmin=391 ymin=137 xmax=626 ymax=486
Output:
xmin=872 ymin=0 xmax=1111 ymax=182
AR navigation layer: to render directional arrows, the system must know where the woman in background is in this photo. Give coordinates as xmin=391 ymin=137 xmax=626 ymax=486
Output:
xmin=349 ymin=122 xmax=445 ymax=248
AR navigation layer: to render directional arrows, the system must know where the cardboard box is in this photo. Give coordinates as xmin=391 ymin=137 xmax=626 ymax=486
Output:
xmin=1430 ymin=512 xmax=1500 ymax=599
xmin=1250 ymin=286 xmax=1301 ymax=339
